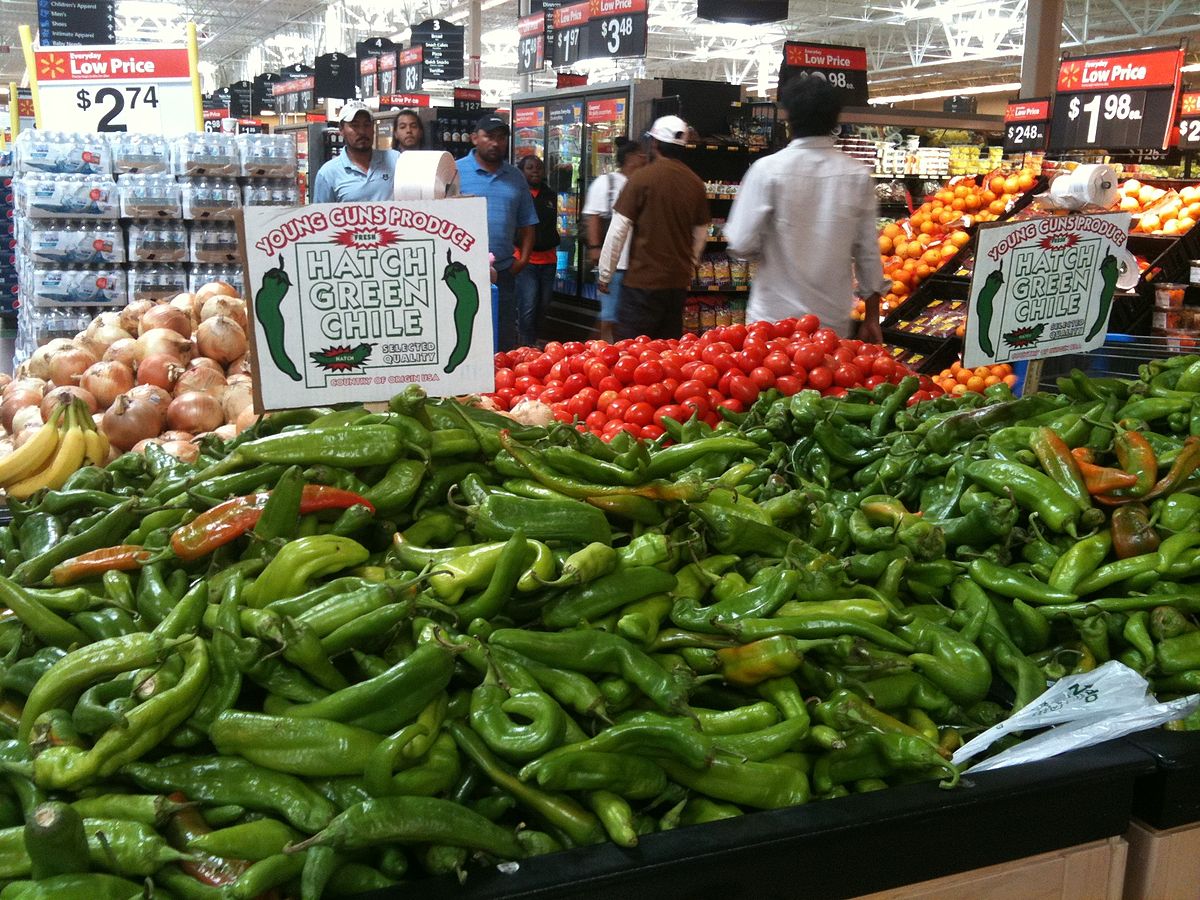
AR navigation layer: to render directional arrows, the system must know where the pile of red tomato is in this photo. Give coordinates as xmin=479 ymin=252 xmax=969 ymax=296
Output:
xmin=490 ymin=316 xmax=943 ymax=441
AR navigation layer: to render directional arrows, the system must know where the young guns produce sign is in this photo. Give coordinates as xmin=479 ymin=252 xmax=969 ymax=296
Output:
xmin=963 ymin=212 xmax=1131 ymax=369
xmin=240 ymin=200 xmax=493 ymax=411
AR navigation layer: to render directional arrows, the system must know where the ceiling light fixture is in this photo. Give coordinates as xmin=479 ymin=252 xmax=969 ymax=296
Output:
xmin=867 ymin=80 xmax=1020 ymax=104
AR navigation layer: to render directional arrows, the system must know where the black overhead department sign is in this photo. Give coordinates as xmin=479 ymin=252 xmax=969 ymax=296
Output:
xmin=37 ymin=0 xmax=115 ymax=45
xmin=411 ymin=19 xmax=464 ymax=81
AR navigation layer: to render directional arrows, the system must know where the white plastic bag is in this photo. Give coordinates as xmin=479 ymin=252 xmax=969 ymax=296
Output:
xmin=952 ymin=661 xmax=1197 ymax=771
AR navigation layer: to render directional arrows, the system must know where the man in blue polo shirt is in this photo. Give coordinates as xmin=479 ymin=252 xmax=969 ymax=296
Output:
xmin=312 ymin=102 xmax=399 ymax=203
xmin=455 ymin=114 xmax=537 ymax=351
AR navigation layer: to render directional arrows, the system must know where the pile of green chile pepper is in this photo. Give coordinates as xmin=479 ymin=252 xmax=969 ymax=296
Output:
xmin=0 ymin=362 xmax=1196 ymax=896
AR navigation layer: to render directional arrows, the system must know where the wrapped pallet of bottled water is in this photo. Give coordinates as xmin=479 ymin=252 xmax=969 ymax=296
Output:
xmin=172 ymin=133 xmax=241 ymax=177
xmin=22 ymin=221 xmax=125 ymax=265
xmin=14 ymin=130 xmax=111 ymax=176
xmin=182 ymin=178 xmax=241 ymax=221
xmin=110 ymin=134 xmax=171 ymax=175
xmin=128 ymin=264 xmax=188 ymax=303
xmin=243 ymin=178 xmax=300 ymax=207
xmin=18 ymin=173 xmax=118 ymax=219
xmin=189 ymin=222 xmax=239 ymax=265
xmin=189 ymin=264 xmax=243 ymax=296
xmin=14 ymin=305 xmax=99 ymax=363
xmin=119 ymin=174 xmax=184 ymax=219
xmin=239 ymin=133 xmax=297 ymax=178
xmin=20 ymin=262 xmax=126 ymax=306
xmin=128 ymin=222 xmax=188 ymax=263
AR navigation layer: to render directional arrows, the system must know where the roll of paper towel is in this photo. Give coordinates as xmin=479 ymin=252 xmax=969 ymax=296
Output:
xmin=392 ymin=151 xmax=461 ymax=201
xmin=1047 ymin=164 xmax=1119 ymax=211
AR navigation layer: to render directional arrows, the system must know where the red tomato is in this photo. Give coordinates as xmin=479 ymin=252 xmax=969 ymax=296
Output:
xmin=814 ymin=329 xmax=840 ymax=354
xmin=625 ymin=402 xmax=655 ymax=427
xmin=644 ymin=382 xmax=672 ymax=407
xmin=773 ymin=319 xmax=796 ymax=338
xmin=797 ymin=314 xmax=820 ymax=334
xmin=633 ymin=360 xmax=665 ymax=386
xmin=611 ymin=355 xmax=638 ymax=384
xmin=495 ymin=387 xmax=519 ymax=408
xmin=494 ymin=368 xmax=515 ymax=390
xmin=585 ymin=410 xmax=607 ymax=431
xmin=540 ymin=385 xmax=567 ymax=404
xmin=569 ymin=355 xmax=590 ymax=375
xmin=662 ymin=377 xmax=681 ymax=396
xmin=596 ymin=376 xmax=623 ymax=394
xmin=871 ymin=357 xmax=896 ymax=379
xmin=717 ymin=398 xmax=745 ymax=414
xmin=494 ymin=351 xmax=512 ymax=368
xmin=661 ymin=360 xmax=684 ymax=382
xmin=654 ymin=404 xmax=688 ymax=428
xmin=762 ymin=352 xmax=792 ymax=377
xmin=717 ymin=372 xmax=734 ymax=396
xmin=833 ymin=346 xmax=856 ymax=365
xmin=624 ymin=384 xmax=648 ymax=403
xmin=597 ymin=345 xmax=620 ymax=366
xmin=709 ymin=352 xmax=736 ymax=373
xmin=604 ymin=398 xmax=631 ymax=419
xmin=735 ymin=350 xmax=761 ymax=373
xmin=808 ymin=365 xmax=834 ymax=391
xmin=834 ymin=363 xmax=864 ymax=389
xmin=547 ymin=360 xmax=570 ymax=382
xmin=724 ymin=324 xmax=748 ymax=348
xmin=563 ymin=341 xmax=585 ymax=355
xmin=852 ymin=354 xmax=876 ymax=374
xmin=863 ymin=375 xmax=886 ymax=390
xmin=776 ymin=374 xmax=805 ymax=396
xmin=513 ymin=375 xmax=540 ymax=393
xmin=743 ymin=337 xmax=769 ymax=358
xmin=674 ymin=379 xmax=708 ymax=403
xmin=561 ymin=372 xmax=589 ymax=397
xmin=701 ymin=342 xmax=734 ymax=365
xmin=908 ymin=390 xmax=933 ymax=407
xmin=749 ymin=367 xmax=776 ymax=390
xmin=681 ymin=396 xmax=710 ymax=420
xmin=585 ymin=361 xmax=609 ymax=388
xmin=640 ymin=424 xmax=665 ymax=441
xmin=597 ymin=389 xmax=620 ymax=410
xmin=841 ymin=339 xmax=864 ymax=357
xmin=793 ymin=344 xmax=825 ymax=371
xmin=691 ymin=363 xmax=720 ymax=388
xmin=705 ymin=388 xmax=725 ymax=409
xmin=524 ymin=383 xmax=545 ymax=399
xmin=513 ymin=362 xmax=531 ymax=378
xmin=729 ymin=375 xmax=759 ymax=406
xmin=528 ymin=355 xmax=553 ymax=379
xmin=824 ymin=386 xmax=848 ymax=398
xmin=566 ymin=394 xmax=594 ymax=420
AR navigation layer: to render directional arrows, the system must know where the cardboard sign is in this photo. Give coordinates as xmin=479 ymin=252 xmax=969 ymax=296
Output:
xmin=963 ymin=212 xmax=1131 ymax=368
xmin=31 ymin=43 xmax=198 ymax=134
xmin=240 ymin=200 xmax=494 ymax=411
xmin=1003 ymin=98 xmax=1050 ymax=153
xmin=780 ymin=41 xmax=868 ymax=106
xmin=1048 ymin=46 xmax=1184 ymax=151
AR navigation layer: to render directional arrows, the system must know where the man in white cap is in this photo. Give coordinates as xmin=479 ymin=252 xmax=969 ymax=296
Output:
xmin=597 ymin=115 xmax=709 ymax=340
xmin=312 ymin=101 xmax=400 ymax=203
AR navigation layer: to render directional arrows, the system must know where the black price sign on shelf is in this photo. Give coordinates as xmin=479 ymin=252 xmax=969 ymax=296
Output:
xmin=1179 ymin=92 xmax=1200 ymax=150
xmin=1003 ymin=98 xmax=1050 ymax=153
xmin=377 ymin=51 xmax=397 ymax=96
xmin=1048 ymin=46 xmax=1183 ymax=151
xmin=517 ymin=12 xmax=545 ymax=74
xmin=397 ymin=47 xmax=424 ymax=95
xmin=779 ymin=41 xmax=868 ymax=106
xmin=587 ymin=0 xmax=647 ymax=60
xmin=551 ymin=1 xmax=589 ymax=69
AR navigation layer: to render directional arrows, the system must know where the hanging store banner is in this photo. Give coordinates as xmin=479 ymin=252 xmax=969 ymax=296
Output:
xmin=412 ymin=19 xmax=465 ymax=82
xmin=314 ymin=52 xmax=356 ymax=101
xmin=517 ymin=13 xmax=546 ymax=75
xmin=228 ymin=79 xmax=253 ymax=118
xmin=697 ymin=0 xmax=786 ymax=24
xmin=396 ymin=47 xmax=424 ymax=96
xmin=551 ymin=2 xmax=589 ymax=69
xmin=587 ymin=0 xmax=647 ymax=61
xmin=1048 ymin=46 xmax=1184 ymax=152
xmin=779 ymin=41 xmax=869 ymax=106
xmin=37 ymin=0 xmax=116 ymax=46
xmin=1003 ymin=98 xmax=1050 ymax=154
xmin=27 ymin=41 xmax=201 ymax=134
xmin=240 ymin=199 xmax=494 ymax=410
xmin=252 ymin=72 xmax=279 ymax=115
xmin=1179 ymin=92 xmax=1200 ymax=150
xmin=963 ymin=212 xmax=1132 ymax=369
xmin=377 ymin=51 xmax=398 ymax=96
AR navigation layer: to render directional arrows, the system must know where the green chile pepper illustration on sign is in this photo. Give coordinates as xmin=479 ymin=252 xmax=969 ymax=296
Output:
xmin=443 ymin=249 xmax=480 ymax=374
xmin=255 ymin=255 xmax=303 ymax=382
xmin=1086 ymin=252 xmax=1120 ymax=342
xmin=974 ymin=269 xmax=1004 ymax=358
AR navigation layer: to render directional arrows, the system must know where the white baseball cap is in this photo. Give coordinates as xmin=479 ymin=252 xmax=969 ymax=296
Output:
xmin=646 ymin=115 xmax=688 ymax=146
xmin=337 ymin=101 xmax=373 ymax=124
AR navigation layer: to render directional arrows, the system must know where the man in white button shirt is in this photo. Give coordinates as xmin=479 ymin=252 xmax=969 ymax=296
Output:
xmin=724 ymin=77 xmax=888 ymax=343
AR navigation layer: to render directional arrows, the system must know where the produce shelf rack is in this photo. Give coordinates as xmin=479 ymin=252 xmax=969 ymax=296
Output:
xmin=395 ymin=742 xmax=1153 ymax=900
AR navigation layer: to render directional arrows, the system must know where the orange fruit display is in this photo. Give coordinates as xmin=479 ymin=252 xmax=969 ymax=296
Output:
xmin=935 ymin=361 xmax=1015 ymax=395
xmin=1115 ymin=179 xmax=1200 ymax=236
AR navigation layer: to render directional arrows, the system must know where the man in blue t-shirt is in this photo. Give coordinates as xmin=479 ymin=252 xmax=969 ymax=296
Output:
xmin=312 ymin=102 xmax=400 ymax=203
xmin=455 ymin=115 xmax=537 ymax=351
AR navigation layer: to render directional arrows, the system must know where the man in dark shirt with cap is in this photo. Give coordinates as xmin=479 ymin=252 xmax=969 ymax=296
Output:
xmin=456 ymin=114 xmax=538 ymax=351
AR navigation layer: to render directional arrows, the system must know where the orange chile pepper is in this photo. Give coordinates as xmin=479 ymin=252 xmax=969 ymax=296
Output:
xmin=170 ymin=486 xmax=375 ymax=561
xmin=49 ymin=545 xmax=152 ymax=586
xmin=1143 ymin=436 xmax=1200 ymax=501
xmin=1071 ymin=447 xmax=1096 ymax=465
xmin=1075 ymin=459 xmax=1139 ymax=495
xmin=1114 ymin=430 xmax=1158 ymax=497
xmin=1110 ymin=503 xmax=1161 ymax=559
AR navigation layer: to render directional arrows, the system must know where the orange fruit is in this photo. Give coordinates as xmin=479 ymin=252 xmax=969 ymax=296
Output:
xmin=921 ymin=249 xmax=942 ymax=266
xmin=891 ymin=281 xmax=909 ymax=297
xmin=956 ymin=369 xmax=973 ymax=385
xmin=973 ymin=366 xmax=991 ymax=377
xmin=989 ymin=364 xmax=1010 ymax=377
xmin=1004 ymin=175 xmax=1021 ymax=194
xmin=984 ymin=375 xmax=1001 ymax=387
xmin=951 ymin=384 xmax=969 ymax=396
xmin=1017 ymin=171 xmax=1036 ymax=191
xmin=989 ymin=176 xmax=1007 ymax=194
xmin=879 ymin=235 xmax=894 ymax=254
xmin=1003 ymin=374 xmax=1018 ymax=387
xmin=950 ymin=361 xmax=962 ymax=374
xmin=981 ymin=189 xmax=997 ymax=204
xmin=950 ymin=231 xmax=971 ymax=247
xmin=989 ymin=200 xmax=1007 ymax=215
xmin=966 ymin=376 xmax=986 ymax=392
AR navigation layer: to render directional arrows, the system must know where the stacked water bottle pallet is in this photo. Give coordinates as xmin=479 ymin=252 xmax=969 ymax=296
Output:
xmin=11 ymin=130 xmax=298 ymax=363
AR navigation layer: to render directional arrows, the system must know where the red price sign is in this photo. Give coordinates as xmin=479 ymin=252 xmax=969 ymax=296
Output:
xmin=1003 ymin=98 xmax=1050 ymax=153
xmin=1179 ymin=92 xmax=1200 ymax=150
xmin=517 ymin=12 xmax=545 ymax=75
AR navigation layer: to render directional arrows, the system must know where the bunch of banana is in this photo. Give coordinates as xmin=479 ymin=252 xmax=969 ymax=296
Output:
xmin=0 ymin=399 xmax=109 ymax=500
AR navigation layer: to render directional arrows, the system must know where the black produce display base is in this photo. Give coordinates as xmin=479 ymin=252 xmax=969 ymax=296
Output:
xmin=375 ymin=742 xmax=1153 ymax=900
xmin=1126 ymin=731 xmax=1200 ymax=829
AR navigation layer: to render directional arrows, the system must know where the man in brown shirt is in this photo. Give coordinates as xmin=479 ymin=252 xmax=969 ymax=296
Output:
xmin=597 ymin=115 xmax=709 ymax=340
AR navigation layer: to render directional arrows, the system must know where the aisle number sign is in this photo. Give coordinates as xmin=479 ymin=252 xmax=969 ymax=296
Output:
xmin=963 ymin=213 xmax=1131 ymax=369
xmin=239 ymin=200 xmax=494 ymax=411
xmin=1048 ymin=46 xmax=1183 ymax=152
xmin=1179 ymin=92 xmax=1200 ymax=150
xmin=20 ymin=27 xmax=202 ymax=134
